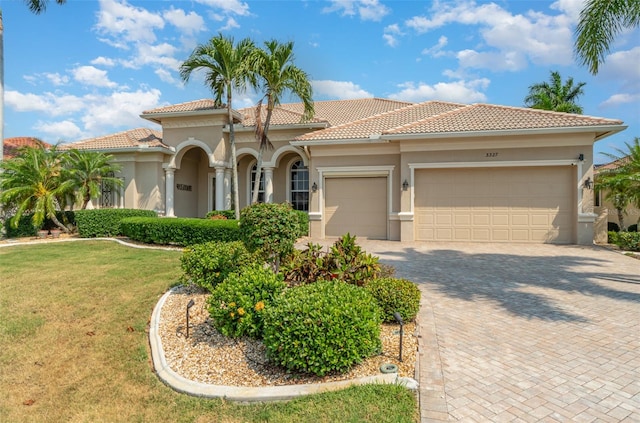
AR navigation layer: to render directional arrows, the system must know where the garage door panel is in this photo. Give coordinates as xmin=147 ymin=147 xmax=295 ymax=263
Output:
xmin=325 ymin=177 xmax=387 ymax=239
xmin=415 ymin=167 xmax=574 ymax=243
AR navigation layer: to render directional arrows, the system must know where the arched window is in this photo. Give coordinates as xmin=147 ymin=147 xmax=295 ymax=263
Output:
xmin=250 ymin=164 xmax=265 ymax=203
xmin=290 ymin=160 xmax=309 ymax=211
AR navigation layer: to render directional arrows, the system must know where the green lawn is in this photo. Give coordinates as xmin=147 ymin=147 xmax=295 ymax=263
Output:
xmin=0 ymin=240 xmax=417 ymax=422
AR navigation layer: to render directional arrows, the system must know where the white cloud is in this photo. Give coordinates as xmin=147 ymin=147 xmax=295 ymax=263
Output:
xmin=389 ymin=79 xmax=490 ymax=103
xmin=72 ymin=66 xmax=118 ymax=88
xmin=405 ymin=1 xmax=574 ymax=70
xmin=5 ymin=91 xmax=86 ymax=116
xmin=91 ymin=56 xmax=116 ymax=67
xmin=312 ymin=80 xmax=373 ymax=100
xmin=219 ymin=16 xmax=240 ymax=31
xmin=95 ymin=0 xmax=165 ymax=46
xmin=44 ymin=73 xmax=69 ymax=86
xmin=323 ymin=0 xmax=390 ymax=21
xmin=600 ymin=46 xmax=640 ymax=91
xmin=34 ymin=120 xmax=83 ymax=142
xmin=383 ymin=24 xmax=402 ymax=47
xmin=600 ymin=93 xmax=640 ymax=109
xmin=422 ymin=36 xmax=448 ymax=57
xmin=163 ymin=7 xmax=206 ymax=35
xmin=195 ymin=0 xmax=251 ymax=16
xmin=80 ymin=89 xmax=163 ymax=133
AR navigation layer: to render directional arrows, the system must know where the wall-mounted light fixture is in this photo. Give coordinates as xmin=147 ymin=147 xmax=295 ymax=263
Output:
xmin=311 ymin=182 xmax=318 ymax=193
xmin=583 ymin=177 xmax=592 ymax=190
xmin=402 ymin=179 xmax=409 ymax=191
xmin=578 ymin=153 xmax=584 ymax=161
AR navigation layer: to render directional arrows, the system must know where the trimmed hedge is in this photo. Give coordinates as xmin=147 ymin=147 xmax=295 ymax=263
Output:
xmin=263 ymin=280 xmax=382 ymax=376
xmin=75 ymin=208 xmax=156 ymax=238
xmin=121 ymin=217 xmax=240 ymax=246
xmin=240 ymin=203 xmax=301 ymax=262
xmin=366 ymin=278 xmax=421 ymax=323
xmin=181 ymin=241 xmax=254 ymax=292
xmin=207 ymin=265 xmax=286 ymax=339
xmin=3 ymin=211 xmax=76 ymax=238
xmin=608 ymin=231 xmax=640 ymax=252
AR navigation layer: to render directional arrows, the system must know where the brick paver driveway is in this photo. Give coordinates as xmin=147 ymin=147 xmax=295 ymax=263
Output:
xmin=358 ymin=241 xmax=640 ymax=423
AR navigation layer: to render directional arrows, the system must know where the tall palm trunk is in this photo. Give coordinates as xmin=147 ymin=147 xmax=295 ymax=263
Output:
xmin=227 ymin=90 xmax=240 ymax=220
xmin=251 ymin=103 xmax=274 ymax=204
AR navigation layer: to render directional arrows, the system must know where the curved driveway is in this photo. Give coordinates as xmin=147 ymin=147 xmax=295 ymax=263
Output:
xmin=357 ymin=241 xmax=640 ymax=423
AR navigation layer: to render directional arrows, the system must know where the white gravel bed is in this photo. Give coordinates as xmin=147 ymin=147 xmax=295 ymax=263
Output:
xmin=158 ymin=284 xmax=417 ymax=387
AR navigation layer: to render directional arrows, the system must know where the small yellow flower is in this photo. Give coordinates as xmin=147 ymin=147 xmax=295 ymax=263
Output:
xmin=230 ymin=312 xmax=235 ymax=318
xmin=254 ymin=301 xmax=265 ymax=312
xmin=237 ymin=307 xmax=245 ymax=316
xmin=229 ymin=302 xmax=236 ymax=308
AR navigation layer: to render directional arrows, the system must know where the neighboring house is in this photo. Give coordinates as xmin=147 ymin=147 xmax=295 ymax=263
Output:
xmin=63 ymin=98 xmax=626 ymax=245
xmin=594 ymin=157 xmax=639 ymax=240
xmin=3 ymin=137 xmax=51 ymax=159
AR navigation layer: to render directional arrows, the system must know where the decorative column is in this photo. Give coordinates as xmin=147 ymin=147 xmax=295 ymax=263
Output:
xmin=264 ymin=167 xmax=274 ymax=203
xmin=215 ymin=167 xmax=225 ymax=211
xmin=164 ymin=167 xmax=175 ymax=217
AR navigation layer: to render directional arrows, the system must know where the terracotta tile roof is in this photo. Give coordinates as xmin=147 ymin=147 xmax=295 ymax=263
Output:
xmin=239 ymin=105 xmax=327 ymax=127
xmin=60 ymin=128 xmax=168 ymax=151
xmin=294 ymin=101 xmax=464 ymax=141
xmin=595 ymin=156 xmax=629 ymax=172
xmin=3 ymin=137 xmax=51 ymax=159
xmin=142 ymin=99 xmax=221 ymax=115
xmin=277 ymin=98 xmax=413 ymax=126
xmin=386 ymin=103 xmax=624 ymax=135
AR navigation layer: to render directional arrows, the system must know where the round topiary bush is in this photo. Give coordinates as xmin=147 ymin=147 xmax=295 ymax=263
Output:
xmin=366 ymin=278 xmax=421 ymax=323
xmin=207 ymin=265 xmax=286 ymax=339
xmin=180 ymin=241 xmax=253 ymax=292
xmin=239 ymin=203 xmax=300 ymax=263
xmin=263 ymin=280 xmax=382 ymax=376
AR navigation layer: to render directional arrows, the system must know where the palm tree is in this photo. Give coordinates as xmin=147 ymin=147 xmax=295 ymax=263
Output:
xmin=65 ymin=149 xmax=123 ymax=209
xmin=250 ymin=39 xmax=314 ymax=204
xmin=180 ymin=34 xmax=256 ymax=220
xmin=0 ymin=144 xmax=73 ymax=232
xmin=524 ymin=71 xmax=586 ymax=114
xmin=575 ymin=0 xmax=640 ymax=75
xmin=596 ymin=137 xmax=640 ymax=230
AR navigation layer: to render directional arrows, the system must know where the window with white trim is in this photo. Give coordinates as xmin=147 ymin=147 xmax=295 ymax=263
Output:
xmin=290 ymin=160 xmax=309 ymax=211
xmin=250 ymin=164 xmax=265 ymax=203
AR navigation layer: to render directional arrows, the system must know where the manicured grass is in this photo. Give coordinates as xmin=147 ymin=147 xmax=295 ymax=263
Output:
xmin=0 ymin=240 xmax=417 ymax=422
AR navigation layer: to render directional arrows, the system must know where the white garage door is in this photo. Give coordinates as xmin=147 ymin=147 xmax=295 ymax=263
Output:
xmin=325 ymin=177 xmax=387 ymax=239
xmin=415 ymin=167 xmax=574 ymax=243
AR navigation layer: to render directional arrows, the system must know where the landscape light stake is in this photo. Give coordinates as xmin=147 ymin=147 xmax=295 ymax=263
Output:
xmin=186 ymin=299 xmax=195 ymax=339
xmin=393 ymin=312 xmax=404 ymax=362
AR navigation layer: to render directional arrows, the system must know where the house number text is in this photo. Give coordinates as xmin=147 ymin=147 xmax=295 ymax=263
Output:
xmin=176 ymin=184 xmax=192 ymax=192
xmin=485 ymin=152 xmax=499 ymax=157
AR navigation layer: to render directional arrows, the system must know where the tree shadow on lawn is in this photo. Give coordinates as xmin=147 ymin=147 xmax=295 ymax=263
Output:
xmin=375 ymin=246 xmax=640 ymax=323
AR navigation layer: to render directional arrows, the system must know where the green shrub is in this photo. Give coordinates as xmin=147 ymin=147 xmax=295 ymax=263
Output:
xmin=263 ymin=280 xmax=382 ymax=376
xmin=75 ymin=208 xmax=156 ymax=238
xmin=366 ymin=278 xmax=421 ymax=323
xmin=240 ymin=203 xmax=300 ymax=263
xmin=293 ymin=210 xmax=309 ymax=237
xmin=608 ymin=231 xmax=640 ymax=251
xmin=207 ymin=265 xmax=286 ymax=339
xmin=205 ymin=210 xmax=236 ymax=220
xmin=4 ymin=211 xmax=76 ymax=238
xmin=180 ymin=241 xmax=253 ymax=292
xmin=120 ymin=217 xmax=239 ymax=246
xmin=282 ymin=234 xmax=381 ymax=286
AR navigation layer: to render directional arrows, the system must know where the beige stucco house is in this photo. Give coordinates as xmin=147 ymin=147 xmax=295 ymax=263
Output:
xmin=65 ymin=98 xmax=626 ymax=245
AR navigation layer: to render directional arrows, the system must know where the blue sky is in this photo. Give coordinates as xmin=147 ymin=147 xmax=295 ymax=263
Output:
xmin=2 ymin=0 xmax=638 ymax=163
